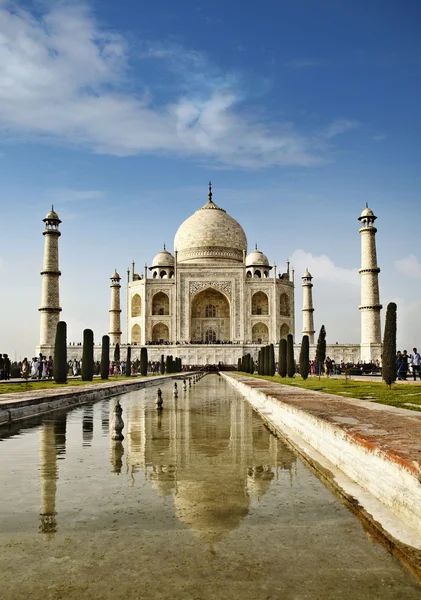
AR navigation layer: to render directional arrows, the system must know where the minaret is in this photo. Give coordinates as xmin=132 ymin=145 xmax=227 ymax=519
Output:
xmin=38 ymin=206 xmax=62 ymax=355
xmin=109 ymin=270 xmax=122 ymax=345
xmin=302 ymin=269 xmax=315 ymax=344
xmin=358 ymin=205 xmax=382 ymax=362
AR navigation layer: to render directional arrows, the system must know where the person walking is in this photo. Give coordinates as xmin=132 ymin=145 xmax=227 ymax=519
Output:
xmin=21 ymin=358 xmax=30 ymax=379
xmin=3 ymin=354 xmax=11 ymax=380
xmin=396 ymin=351 xmax=403 ymax=380
xmin=401 ymin=350 xmax=409 ymax=381
xmin=411 ymin=348 xmax=421 ymax=381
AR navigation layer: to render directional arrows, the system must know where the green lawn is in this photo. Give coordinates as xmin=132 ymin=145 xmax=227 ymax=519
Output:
xmin=0 ymin=375 xmax=145 ymax=395
xmin=238 ymin=373 xmax=421 ymax=412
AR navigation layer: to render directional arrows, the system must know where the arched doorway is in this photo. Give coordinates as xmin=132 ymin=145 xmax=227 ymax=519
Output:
xmin=280 ymin=323 xmax=289 ymax=339
xmin=252 ymin=291 xmax=269 ymax=316
xmin=131 ymin=324 xmax=141 ymax=344
xmin=205 ymin=329 xmax=217 ymax=343
xmin=152 ymin=292 xmax=169 ymax=315
xmin=131 ymin=294 xmax=141 ymax=317
xmin=279 ymin=293 xmax=290 ymax=316
xmin=190 ymin=288 xmax=230 ymax=343
xmin=152 ymin=323 xmax=169 ymax=343
xmin=252 ymin=322 xmax=269 ymax=343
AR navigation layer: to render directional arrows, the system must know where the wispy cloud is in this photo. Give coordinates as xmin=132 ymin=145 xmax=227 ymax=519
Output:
xmin=323 ymin=119 xmax=360 ymax=139
xmin=372 ymin=134 xmax=387 ymax=142
xmin=285 ymin=59 xmax=327 ymax=69
xmin=395 ymin=254 xmax=421 ymax=280
xmin=46 ymin=189 xmax=104 ymax=204
xmin=0 ymin=3 xmax=356 ymax=169
xmin=290 ymin=250 xmax=359 ymax=285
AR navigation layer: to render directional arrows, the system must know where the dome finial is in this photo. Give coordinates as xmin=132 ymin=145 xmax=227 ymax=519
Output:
xmin=255 ymin=243 xmax=257 ymax=250
xmin=164 ymin=243 xmax=166 ymax=251
xmin=208 ymin=181 xmax=213 ymax=203
xmin=366 ymin=202 xmax=368 ymax=208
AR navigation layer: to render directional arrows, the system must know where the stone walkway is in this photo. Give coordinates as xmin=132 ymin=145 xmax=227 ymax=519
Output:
xmin=229 ymin=373 xmax=421 ymax=480
xmin=0 ymin=373 xmax=195 ymax=425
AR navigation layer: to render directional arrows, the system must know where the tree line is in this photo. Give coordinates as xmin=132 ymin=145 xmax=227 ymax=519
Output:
xmin=53 ymin=321 xmax=182 ymax=384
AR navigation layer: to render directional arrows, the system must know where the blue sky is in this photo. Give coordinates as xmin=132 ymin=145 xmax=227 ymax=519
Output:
xmin=0 ymin=0 xmax=420 ymax=358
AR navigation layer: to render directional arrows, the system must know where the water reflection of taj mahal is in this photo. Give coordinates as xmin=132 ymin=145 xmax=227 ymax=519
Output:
xmin=39 ymin=379 xmax=297 ymax=544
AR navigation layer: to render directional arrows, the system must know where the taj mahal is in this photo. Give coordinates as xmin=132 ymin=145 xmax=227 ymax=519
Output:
xmin=37 ymin=183 xmax=382 ymax=366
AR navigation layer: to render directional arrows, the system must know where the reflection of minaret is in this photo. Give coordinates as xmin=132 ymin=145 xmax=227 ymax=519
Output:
xmin=101 ymin=402 xmax=110 ymax=435
xmin=39 ymin=415 xmax=67 ymax=535
xmin=38 ymin=207 xmax=62 ymax=356
xmin=302 ymin=270 xmax=315 ymax=345
xmin=358 ymin=205 xmax=382 ymax=362
xmin=82 ymin=405 xmax=94 ymax=447
xmin=109 ymin=270 xmax=122 ymax=346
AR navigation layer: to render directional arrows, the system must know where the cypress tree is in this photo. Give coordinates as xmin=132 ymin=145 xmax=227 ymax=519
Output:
xmin=250 ymin=357 xmax=254 ymax=374
xmin=245 ymin=354 xmax=250 ymax=374
xmin=269 ymin=344 xmax=275 ymax=376
xmin=140 ymin=347 xmax=148 ymax=376
xmin=264 ymin=345 xmax=271 ymax=376
xmin=259 ymin=347 xmax=265 ymax=375
xmin=315 ymin=325 xmax=326 ymax=376
xmin=53 ymin=321 xmax=67 ymax=384
xmin=82 ymin=329 xmax=94 ymax=381
xmin=114 ymin=343 xmax=120 ymax=364
xmin=100 ymin=335 xmax=110 ymax=380
xmin=258 ymin=349 xmax=262 ymax=375
xmin=237 ymin=357 xmax=242 ymax=371
xmin=279 ymin=339 xmax=287 ymax=377
xmin=299 ymin=335 xmax=310 ymax=380
xmin=125 ymin=346 xmax=131 ymax=376
xmin=287 ymin=334 xmax=295 ymax=378
xmin=382 ymin=302 xmax=397 ymax=389
xmin=160 ymin=354 xmax=165 ymax=375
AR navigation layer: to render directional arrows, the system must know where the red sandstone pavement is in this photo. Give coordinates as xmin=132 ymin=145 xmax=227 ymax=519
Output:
xmin=230 ymin=373 xmax=421 ymax=479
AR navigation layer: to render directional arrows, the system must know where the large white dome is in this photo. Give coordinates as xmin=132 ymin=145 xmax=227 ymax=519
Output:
xmin=174 ymin=187 xmax=247 ymax=264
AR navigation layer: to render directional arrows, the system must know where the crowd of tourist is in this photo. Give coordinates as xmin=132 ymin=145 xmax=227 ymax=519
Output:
xmin=1 ymin=346 xmax=420 ymax=381
xmin=396 ymin=348 xmax=420 ymax=381
xmin=144 ymin=340 xmax=243 ymax=346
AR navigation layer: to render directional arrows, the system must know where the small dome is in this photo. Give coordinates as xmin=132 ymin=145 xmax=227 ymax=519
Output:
xmin=151 ymin=248 xmax=175 ymax=268
xmin=302 ymin=269 xmax=312 ymax=278
xmin=111 ymin=270 xmax=120 ymax=279
xmin=43 ymin=206 xmax=61 ymax=222
xmin=359 ymin=205 xmax=376 ymax=221
xmin=246 ymin=247 xmax=269 ymax=267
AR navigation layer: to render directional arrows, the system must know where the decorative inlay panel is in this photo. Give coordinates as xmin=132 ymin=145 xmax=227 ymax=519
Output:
xmin=189 ymin=281 xmax=232 ymax=299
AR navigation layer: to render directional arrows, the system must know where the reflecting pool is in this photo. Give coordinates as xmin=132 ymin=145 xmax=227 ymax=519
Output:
xmin=1 ymin=375 xmax=420 ymax=599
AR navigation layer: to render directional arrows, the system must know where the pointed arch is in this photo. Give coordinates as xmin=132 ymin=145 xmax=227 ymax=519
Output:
xmin=152 ymin=292 xmax=169 ymax=315
xmin=252 ymin=322 xmax=269 ymax=343
xmin=131 ymin=324 xmax=141 ymax=344
xmin=280 ymin=323 xmax=289 ymax=340
xmin=131 ymin=294 xmax=141 ymax=317
xmin=279 ymin=293 xmax=290 ymax=316
xmin=152 ymin=323 xmax=169 ymax=343
xmin=252 ymin=291 xmax=269 ymax=316
xmin=190 ymin=287 xmax=230 ymax=343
